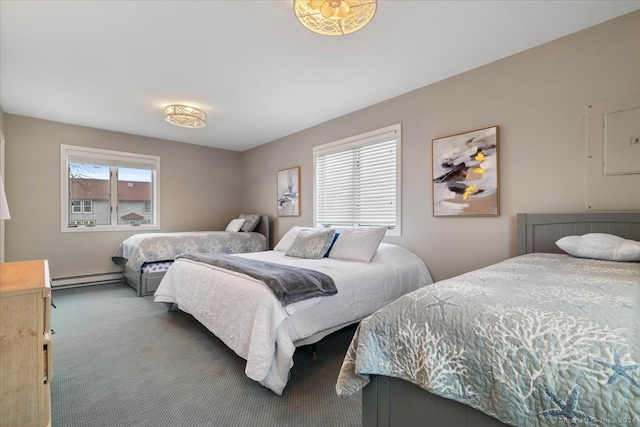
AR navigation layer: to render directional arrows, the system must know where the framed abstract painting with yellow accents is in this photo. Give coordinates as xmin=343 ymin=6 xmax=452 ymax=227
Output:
xmin=432 ymin=126 xmax=499 ymax=217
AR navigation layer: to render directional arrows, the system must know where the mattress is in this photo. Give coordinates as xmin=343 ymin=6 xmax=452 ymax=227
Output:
xmin=141 ymin=261 xmax=173 ymax=274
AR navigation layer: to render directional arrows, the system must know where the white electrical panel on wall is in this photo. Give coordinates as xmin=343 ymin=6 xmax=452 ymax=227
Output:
xmin=585 ymin=93 xmax=640 ymax=211
xmin=603 ymin=107 xmax=640 ymax=175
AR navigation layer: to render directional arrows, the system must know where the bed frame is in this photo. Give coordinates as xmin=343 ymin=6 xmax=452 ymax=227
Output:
xmin=362 ymin=212 xmax=640 ymax=427
xmin=132 ymin=215 xmax=271 ymax=296
xmin=516 ymin=212 xmax=640 ymax=255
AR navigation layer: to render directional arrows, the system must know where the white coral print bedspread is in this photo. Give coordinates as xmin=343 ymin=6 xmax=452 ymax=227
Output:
xmin=336 ymin=254 xmax=640 ymax=427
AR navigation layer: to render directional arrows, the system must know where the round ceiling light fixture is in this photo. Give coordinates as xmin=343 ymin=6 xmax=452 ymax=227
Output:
xmin=293 ymin=0 xmax=377 ymax=36
xmin=164 ymin=104 xmax=207 ymax=129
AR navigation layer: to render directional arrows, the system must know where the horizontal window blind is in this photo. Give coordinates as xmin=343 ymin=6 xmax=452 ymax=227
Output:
xmin=315 ymin=124 xmax=399 ymax=231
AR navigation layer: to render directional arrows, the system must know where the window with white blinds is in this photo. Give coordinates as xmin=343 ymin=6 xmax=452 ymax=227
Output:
xmin=313 ymin=123 xmax=401 ymax=236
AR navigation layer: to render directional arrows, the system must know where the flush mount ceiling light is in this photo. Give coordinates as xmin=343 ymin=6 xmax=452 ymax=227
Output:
xmin=164 ymin=104 xmax=207 ymax=129
xmin=294 ymin=0 xmax=376 ymax=36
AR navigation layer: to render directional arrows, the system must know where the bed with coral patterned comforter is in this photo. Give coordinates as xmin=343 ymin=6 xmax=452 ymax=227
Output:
xmin=336 ymin=253 xmax=639 ymax=426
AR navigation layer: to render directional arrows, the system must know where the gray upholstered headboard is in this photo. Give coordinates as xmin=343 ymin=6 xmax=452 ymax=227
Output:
xmin=256 ymin=215 xmax=271 ymax=249
xmin=517 ymin=213 xmax=640 ymax=255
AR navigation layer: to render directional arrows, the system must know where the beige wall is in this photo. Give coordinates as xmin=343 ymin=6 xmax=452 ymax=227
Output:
xmin=242 ymin=11 xmax=640 ymax=282
xmin=4 ymin=115 xmax=243 ymax=279
xmin=3 ymin=11 xmax=639 ymax=282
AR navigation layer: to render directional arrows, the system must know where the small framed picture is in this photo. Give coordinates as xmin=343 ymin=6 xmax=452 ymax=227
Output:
xmin=277 ymin=167 xmax=300 ymax=217
xmin=432 ymin=126 xmax=499 ymax=217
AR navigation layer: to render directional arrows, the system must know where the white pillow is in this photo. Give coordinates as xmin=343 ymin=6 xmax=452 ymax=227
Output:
xmin=274 ymin=226 xmax=312 ymax=252
xmin=328 ymin=226 xmax=387 ymax=262
xmin=225 ymin=218 xmax=246 ymax=233
xmin=556 ymin=233 xmax=640 ymax=262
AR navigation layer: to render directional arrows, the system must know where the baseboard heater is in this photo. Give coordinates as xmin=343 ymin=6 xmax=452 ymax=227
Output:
xmin=51 ymin=271 xmax=123 ymax=289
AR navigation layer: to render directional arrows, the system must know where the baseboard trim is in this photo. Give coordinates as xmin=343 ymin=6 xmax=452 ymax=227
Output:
xmin=51 ymin=271 xmax=123 ymax=289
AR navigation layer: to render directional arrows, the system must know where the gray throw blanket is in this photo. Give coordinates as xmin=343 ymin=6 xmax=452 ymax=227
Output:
xmin=176 ymin=253 xmax=337 ymax=305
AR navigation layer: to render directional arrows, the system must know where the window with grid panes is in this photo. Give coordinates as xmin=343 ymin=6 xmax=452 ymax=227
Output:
xmin=61 ymin=145 xmax=160 ymax=232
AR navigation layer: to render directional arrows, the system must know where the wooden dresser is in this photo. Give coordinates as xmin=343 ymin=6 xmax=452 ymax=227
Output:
xmin=0 ymin=260 xmax=52 ymax=427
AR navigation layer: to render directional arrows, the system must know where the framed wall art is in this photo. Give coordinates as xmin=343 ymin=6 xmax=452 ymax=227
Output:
xmin=432 ymin=126 xmax=499 ymax=217
xmin=277 ymin=166 xmax=300 ymax=217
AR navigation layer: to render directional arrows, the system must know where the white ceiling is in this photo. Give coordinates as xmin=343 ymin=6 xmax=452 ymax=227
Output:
xmin=1 ymin=1 xmax=639 ymax=152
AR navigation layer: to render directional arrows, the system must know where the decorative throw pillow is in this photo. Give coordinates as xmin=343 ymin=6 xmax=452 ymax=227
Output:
xmin=328 ymin=226 xmax=387 ymax=262
xmin=556 ymin=233 xmax=640 ymax=262
xmin=324 ymin=231 xmax=340 ymax=257
xmin=274 ymin=226 xmax=310 ymax=252
xmin=225 ymin=218 xmax=246 ymax=233
xmin=239 ymin=214 xmax=260 ymax=232
xmin=286 ymin=229 xmax=336 ymax=259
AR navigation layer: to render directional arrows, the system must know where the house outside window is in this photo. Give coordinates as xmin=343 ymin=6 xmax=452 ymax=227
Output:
xmin=313 ymin=123 xmax=401 ymax=236
xmin=61 ymin=145 xmax=160 ymax=232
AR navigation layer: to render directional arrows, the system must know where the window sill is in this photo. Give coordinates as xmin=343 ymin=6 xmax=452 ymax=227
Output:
xmin=61 ymin=224 xmax=160 ymax=233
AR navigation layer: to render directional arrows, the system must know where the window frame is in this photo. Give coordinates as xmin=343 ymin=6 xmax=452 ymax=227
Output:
xmin=60 ymin=144 xmax=160 ymax=232
xmin=313 ymin=123 xmax=401 ymax=237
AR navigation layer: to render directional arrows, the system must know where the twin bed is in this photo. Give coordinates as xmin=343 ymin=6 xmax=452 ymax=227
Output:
xmin=337 ymin=213 xmax=640 ymax=427
xmin=112 ymin=215 xmax=269 ymax=296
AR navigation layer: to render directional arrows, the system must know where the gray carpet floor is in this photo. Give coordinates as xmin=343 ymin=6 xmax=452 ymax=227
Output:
xmin=50 ymin=283 xmax=361 ymax=427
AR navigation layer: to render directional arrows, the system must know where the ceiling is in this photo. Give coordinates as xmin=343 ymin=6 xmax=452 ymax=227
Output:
xmin=1 ymin=1 xmax=639 ymax=152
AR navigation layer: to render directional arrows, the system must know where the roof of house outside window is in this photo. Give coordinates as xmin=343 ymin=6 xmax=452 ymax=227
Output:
xmin=120 ymin=212 xmax=145 ymax=220
xmin=70 ymin=179 xmax=151 ymax=202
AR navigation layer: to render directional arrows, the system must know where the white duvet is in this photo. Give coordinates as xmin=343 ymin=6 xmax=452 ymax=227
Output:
xmin=154 ymin=243 xmax=432 ymax=395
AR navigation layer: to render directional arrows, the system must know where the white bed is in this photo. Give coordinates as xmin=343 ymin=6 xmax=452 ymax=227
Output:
xmin=154 ymin=242 xmax=432 ymax=395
